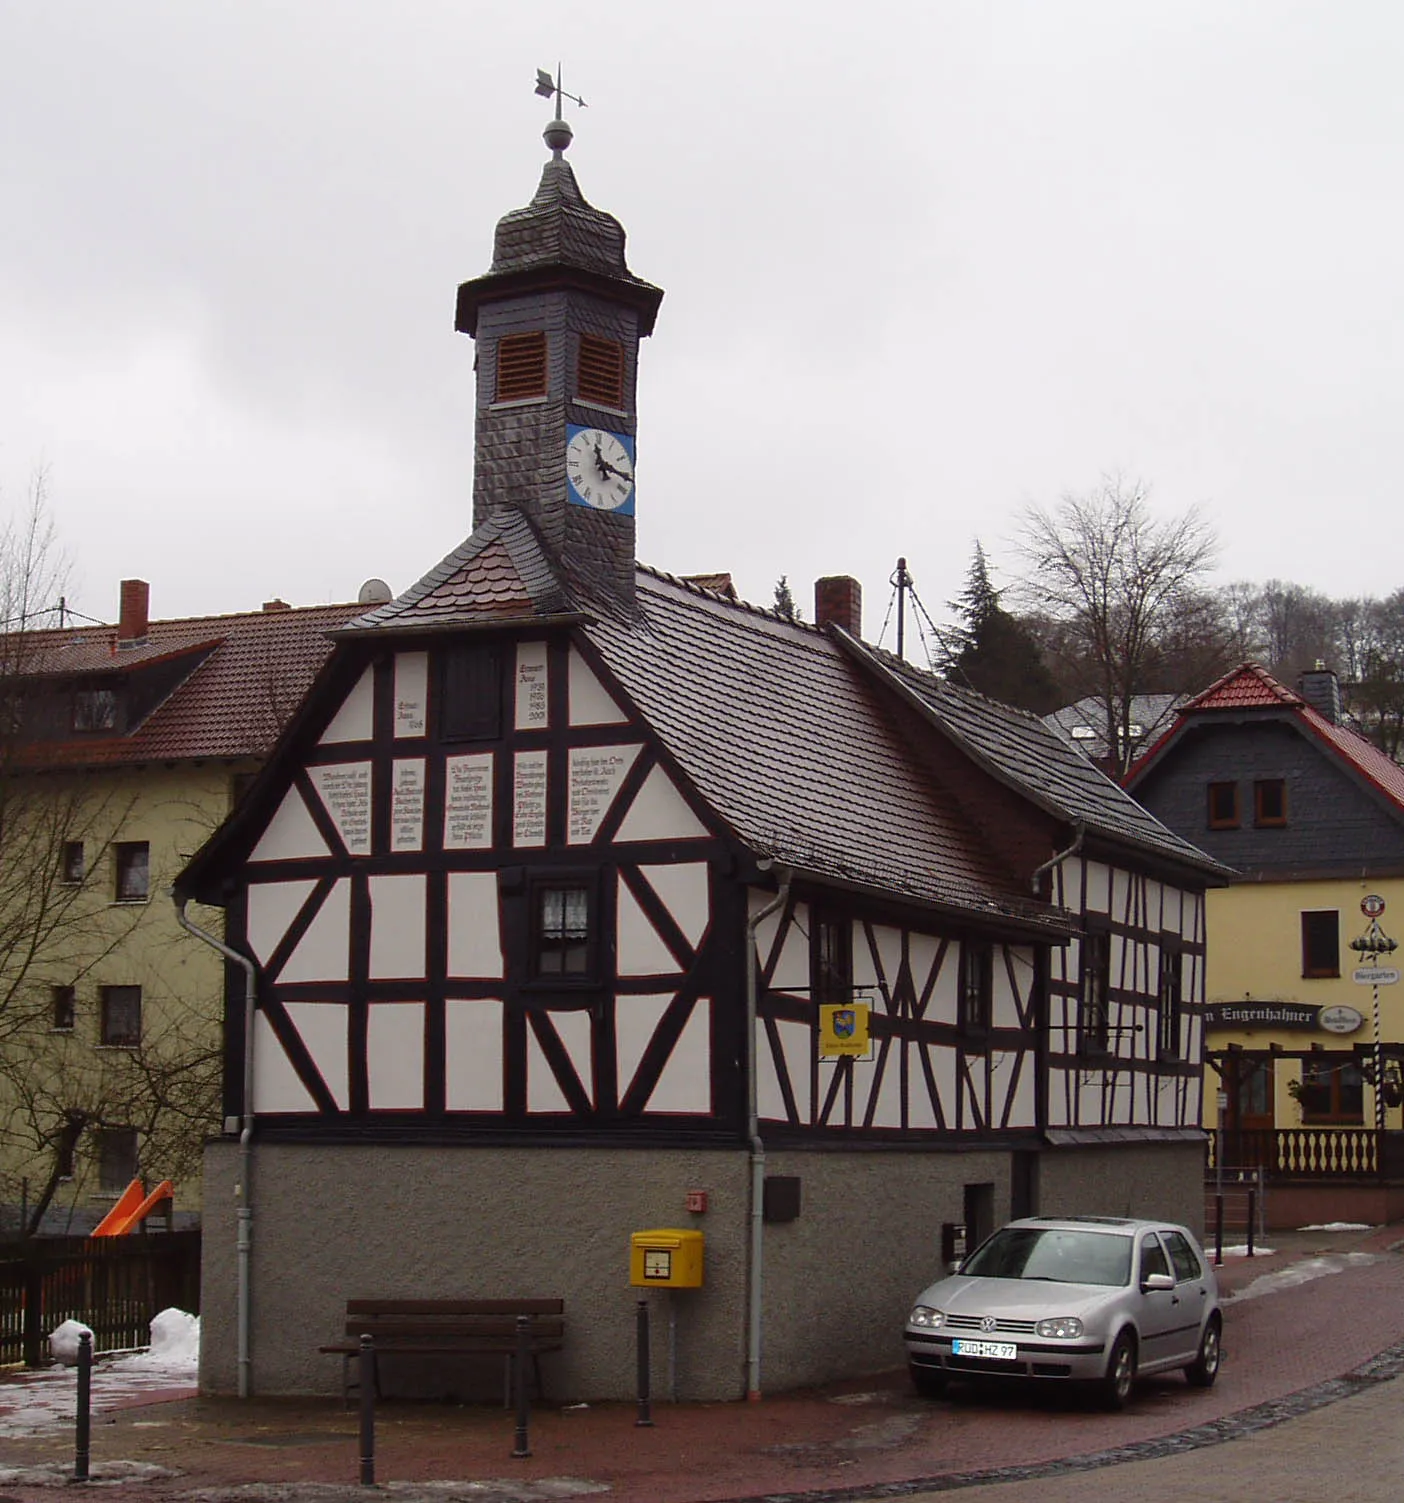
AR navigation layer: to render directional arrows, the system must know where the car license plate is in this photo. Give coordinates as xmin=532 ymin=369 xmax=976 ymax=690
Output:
xmin=952 ymin=1339 xmax=1017 ymax=1360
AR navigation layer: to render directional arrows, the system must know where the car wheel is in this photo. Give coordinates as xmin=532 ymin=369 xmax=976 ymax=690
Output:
xmin=909 ymin=1364 xmax=948 ymax=1399
xmin=1099 ymin=1330 xmax=1137 ymax=1411
xmin=1185 ymin=1315 xmax=1222 ymax=1388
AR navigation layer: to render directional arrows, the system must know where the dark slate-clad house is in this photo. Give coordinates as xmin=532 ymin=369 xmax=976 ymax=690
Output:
xmin=1126 ymin=662 xmax=1404 ymax=1223
xmin=178 ymin=115 xmax=1226 ymax=1401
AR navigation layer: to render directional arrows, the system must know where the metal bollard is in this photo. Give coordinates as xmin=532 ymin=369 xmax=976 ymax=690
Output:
xmin=636 ymin=1298 xmax=653 ymax=1427
xmin=75 ymin=1331 xmax=92 ymax=1481
xmin=358 ymin=1334 xmax=376 ymax=1486
xmin=511 ymin=1314 xmax=532 ymax=1458
xmin=1214 ymin=1192 xmax=1224 ymax=1266
xmin=1246 ymin=1189 xmax=1256 ymax=1256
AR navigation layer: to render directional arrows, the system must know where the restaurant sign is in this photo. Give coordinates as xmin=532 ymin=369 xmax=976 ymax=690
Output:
xmin=1202 ymin=1001 xmax=1364 ymax=1035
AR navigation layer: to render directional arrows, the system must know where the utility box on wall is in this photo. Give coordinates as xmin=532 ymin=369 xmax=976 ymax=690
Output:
xmin=629 ymin=1228 xmax=705 ymax=1288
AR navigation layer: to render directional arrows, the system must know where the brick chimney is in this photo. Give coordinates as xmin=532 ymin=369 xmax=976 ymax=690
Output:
xmin=814 ymin=576 xmax=862 ymax=637
xmin=1298 ymin=661 xmax=1342 ymax=725
xmin=117 ymin=580 xmax=149 ymax=646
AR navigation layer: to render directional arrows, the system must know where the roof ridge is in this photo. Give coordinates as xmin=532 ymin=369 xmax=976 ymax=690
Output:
xmin=636 ymin=563 xmax=844 ymax=639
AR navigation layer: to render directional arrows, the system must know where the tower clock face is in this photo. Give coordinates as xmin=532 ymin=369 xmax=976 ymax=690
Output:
xmin=566 ymin=425 xmax=635 ymax=514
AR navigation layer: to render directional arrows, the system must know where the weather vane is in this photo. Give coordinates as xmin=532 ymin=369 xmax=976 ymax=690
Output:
xmin=535 ymin=65 xmax=586 ymax=156
xmin=535 ymin=65 xmax=586 ymax=119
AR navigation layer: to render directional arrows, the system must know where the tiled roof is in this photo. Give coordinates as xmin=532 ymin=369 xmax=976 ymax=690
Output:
xmin=590 ymin=571 xmax=1059 ymax=923
xmin=344 ymin=513 xmax=570 ymax=632
xmin=14 ymin=601 xmax=363 ymax=767
xmin=19 ymin=633 xmax=224 ymax=676
xmin=849 ymin=646 xmax=1228 ymax=878
xmin=1137 ymin=661 xmax=1404 ymax=814
xmin=1184 ymin=662 xmax=1303 ymax=711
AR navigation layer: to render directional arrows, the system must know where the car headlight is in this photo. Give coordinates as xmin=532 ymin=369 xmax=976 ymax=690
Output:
xmin=908 ymin=1305 xmax=944 ymax=1328
xmin=1035 ymin=1317 xmax=1084 ymax=1339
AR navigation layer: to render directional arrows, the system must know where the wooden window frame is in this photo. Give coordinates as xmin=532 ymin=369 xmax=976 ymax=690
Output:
xmin=577 ymin=334 xmax=626 ymax=409
xmin=494 ymin=332 xmax=548 ymax=404
xmin=1206 ymin=781 xmax=1239 ymax=829
xmin=1301 ymin=910 xmax=1340 ymax=978
xmin=528 ymin=875 xmax=599 ymax=985
xmin=1254 ymin=778 xmax=1287 ymax=827
xmin=113 ymin=841 xmax=149 ymax=903
xmin=1298 ymin=1056 xmax=1364 ymax=1124
xmin=100 ymin=984 xmax=142 ymax=1047
xmin=1156 ymin=947 xmax=1183 ymax=1060
xmin=958 ymin=941 xmax=993 ymax=1037
xmin=1078 ymin=927 xmax=1111 ymax=1056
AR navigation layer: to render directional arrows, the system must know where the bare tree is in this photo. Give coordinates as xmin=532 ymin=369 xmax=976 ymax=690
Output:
xmin=1017 ymin=477 xmax=1219 ymax=777
xmin=0 ymin=476 xmax=222 ymax=1235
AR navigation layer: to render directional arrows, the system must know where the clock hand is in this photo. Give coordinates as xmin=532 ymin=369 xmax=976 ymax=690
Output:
xmin=592 ymin=443 xmax=633 ymax=483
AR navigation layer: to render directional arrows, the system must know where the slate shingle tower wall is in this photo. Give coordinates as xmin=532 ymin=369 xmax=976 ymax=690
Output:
xmin=455 ymin=132 xmax=663 ymax=615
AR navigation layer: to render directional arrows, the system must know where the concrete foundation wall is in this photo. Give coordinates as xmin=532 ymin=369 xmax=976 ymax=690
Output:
xmin=1038 ymin=1141 xmax=1207 ymax=1238
xmin=757 ymin=1148 xmax=1010 ymax=1392
xmin=203 ymin=1137 xmax=1206 ymax=1402
xmin=202 ymin=1141 xmax=750 ymax=1402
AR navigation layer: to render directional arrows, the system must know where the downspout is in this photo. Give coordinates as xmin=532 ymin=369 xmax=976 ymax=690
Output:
xmin=175 ymin=896 xmax=257 ymax=1400
xmin=1032 ymin=821 xmax=1085 ymax=898
xmin=744 ymin=865 xmax=791 ymax=1402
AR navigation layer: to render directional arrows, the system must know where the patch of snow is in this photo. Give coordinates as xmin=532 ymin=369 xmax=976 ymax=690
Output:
xmin=0 ymin=1308 xmax=199 ymax=1439
xmin=1215 ymin=1244 xmax=1277 ymax=1258
xmin=48 ymin=1318 xmax=94 ymax=1366
xmin=1297 ymin=1222 xmax=1375 ymax=1232
xmin=1226 ymin=1251 xmax=1381 ymax=1303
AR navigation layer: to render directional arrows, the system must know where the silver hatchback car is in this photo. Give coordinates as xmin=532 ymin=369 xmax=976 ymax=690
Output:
xmin=905 ymin=1215 xmax=1221 ymax=1409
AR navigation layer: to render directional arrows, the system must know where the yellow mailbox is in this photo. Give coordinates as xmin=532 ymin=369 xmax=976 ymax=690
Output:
xmin=630 ymin=1228 xmax=704 ymax=1288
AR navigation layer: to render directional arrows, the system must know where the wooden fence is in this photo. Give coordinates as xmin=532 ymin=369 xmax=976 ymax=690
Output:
xmin=0 ymin=1230 xmax=200 ymax=1367
xmin=1206 ymin=1127 xmax=1380 ymax=1178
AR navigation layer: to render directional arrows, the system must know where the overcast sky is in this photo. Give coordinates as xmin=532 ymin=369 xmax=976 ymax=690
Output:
xmin=2 ymin=2 xmax=1400 ymax=651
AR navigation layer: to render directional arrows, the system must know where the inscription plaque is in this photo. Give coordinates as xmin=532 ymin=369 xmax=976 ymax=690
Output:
xmin=444 ymin=754 xmax=493 ymax=850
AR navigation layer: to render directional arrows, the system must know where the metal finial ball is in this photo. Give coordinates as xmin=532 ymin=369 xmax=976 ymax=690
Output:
xmin=543 ymin=118 xmax=573 ymax=154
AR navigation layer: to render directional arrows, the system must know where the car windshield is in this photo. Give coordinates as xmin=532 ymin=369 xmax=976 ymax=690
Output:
xmin=961 ymin=1227 xmax=1133 ymax=1287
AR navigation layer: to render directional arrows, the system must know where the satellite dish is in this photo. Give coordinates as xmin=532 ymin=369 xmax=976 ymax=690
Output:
xmin=357 ymin=578 xmax=393 ymax=605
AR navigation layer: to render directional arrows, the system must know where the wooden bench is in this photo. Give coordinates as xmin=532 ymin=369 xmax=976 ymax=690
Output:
xmin=320 ymin=1298 xmax=565 ymax=1406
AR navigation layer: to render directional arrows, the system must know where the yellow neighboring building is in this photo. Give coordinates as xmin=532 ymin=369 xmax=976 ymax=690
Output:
xmin=0 ymin=581 xmax=361 ymax=1236
xmin=1128 ymin=663 xmax=1404 ymax=1225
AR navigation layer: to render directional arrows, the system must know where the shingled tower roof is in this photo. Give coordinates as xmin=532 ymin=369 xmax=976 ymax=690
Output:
xmin=455 ymin=135 xmax=663 ymax=338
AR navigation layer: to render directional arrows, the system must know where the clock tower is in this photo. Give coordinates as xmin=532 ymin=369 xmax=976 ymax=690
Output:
xmin=455 ymin=109 xmax=663 ymax=614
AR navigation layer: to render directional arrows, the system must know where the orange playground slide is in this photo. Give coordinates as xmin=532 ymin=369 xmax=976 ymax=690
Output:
xmin=91 ymin=1179 xmax=174 ymax=1236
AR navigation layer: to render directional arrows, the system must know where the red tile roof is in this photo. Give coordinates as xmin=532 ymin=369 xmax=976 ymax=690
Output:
xmin=1183 ymin=662 xmax=1304 ymax=711
xmin=14 ymin=601 xmax=363 ymax=768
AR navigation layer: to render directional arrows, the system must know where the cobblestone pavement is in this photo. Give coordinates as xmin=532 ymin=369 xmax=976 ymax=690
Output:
xmin=1 ymin=1224 xmax=1401 ymax=1503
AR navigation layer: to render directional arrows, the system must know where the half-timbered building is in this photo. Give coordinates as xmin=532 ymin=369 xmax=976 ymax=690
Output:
xmin=177 ymin=113 xmax=1227 ymax=1401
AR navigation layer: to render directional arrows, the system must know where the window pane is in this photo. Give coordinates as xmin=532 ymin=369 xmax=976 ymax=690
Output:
xmin=536 ymin=885 xmax=591 ymax=976
xmin=1080 ymin=931 xmax=1110 ymax=1052
xmin=101 ymin=985 xmax=142 ymax=1046
xmin=1301 ymin=911 xmax=1340 ymax=977
xmin=61 ymin=842 xmax=85 ymax=883
xmin=97 ymin=1128 xmax=138 ymax=1191
xmin=1254 ymin=779 xmax=1287 ymax=825
xmin=1207 ymin=782 xmax=1239 ymax=827
xmin=1164 ymin=1231 xmax=1202 ymax=1281
xmin=960 ymin=943 xmax=992 ymax=1034
xmin=52 ymin=985 xmax=76 ymax=1030
xmin=1141 ymin=1234 xmax=1170 ymax=1279
xmin=115 ymin=842 xmax=150 ymax=901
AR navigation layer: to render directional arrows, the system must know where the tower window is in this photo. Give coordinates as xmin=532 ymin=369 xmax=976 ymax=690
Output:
xmin=577 ymin=334 xmax=625 ymax=408
xmin=495 ymin=332 xmax=548 ymax=403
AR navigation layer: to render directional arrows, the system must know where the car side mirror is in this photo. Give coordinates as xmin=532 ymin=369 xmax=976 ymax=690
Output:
xmin=1142 ymin=1271 xmax=1175 ymax=1292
